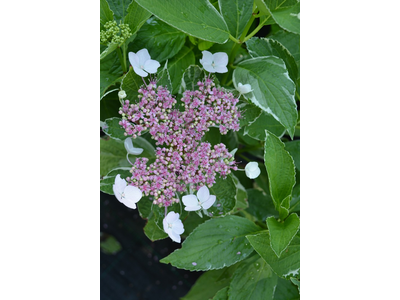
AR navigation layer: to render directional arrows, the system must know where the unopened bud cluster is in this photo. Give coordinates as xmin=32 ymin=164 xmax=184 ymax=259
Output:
xmin=100 ymin=21 xmax=132 ymax=45
xmin=119 ymin=78 xmax=241 ymax=207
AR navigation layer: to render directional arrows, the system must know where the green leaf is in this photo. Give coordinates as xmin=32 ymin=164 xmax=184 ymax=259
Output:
xmin=246 ymin=231 xmax=300 ymax=279
xmin=137 ymin=196 xmax=153 ymax=219
xmin=128 ymin=17 xmax=187 ymax=63
xmin=274 ymin=277 xmax=300 ymax=300
xmin=100 ymin=138 xmax=131 ymax=177
xmin=268 ymin=30 xmax=300 ymax=65
xmin=168 ymin=46 xmax=196 ymax=94
xmin=182 ymin=212 xmax=210 ymax=238
xmin=284 ymin=140 xmax=300 ymax=171
xmin=218 ymin=0 xmax=254 ymax=39
xmin=266 ymin=213 xmax=300 ymax=257
xmin=100 ymin=43 xmax=119 ymax=60
xmin=120 ymin=67 xmax=143 ymax=103
xmin=124 ymin=0 xmax=152 ymax=34
xmin=128 ymin=137 xmax=156 ymax=160
xmin=100 ymin=167 xmax=132 ymax=195
xmin=107 ymin=0 xmax=132 ymax=22
xmin=255 ymin=0 xmax=299 ymax=34
xmin=157 ymin=62 xmax=173 ymax=91
xmin=160 ymin=215 xmax=260 ymax=271
xmin=179 ymin=65 xmax=206 ymax=94
xmin=100 ymin=232 xmax=122 ymax=254
xmin=238 ymin=103 xmax=262 ymax=128
xmin=244 ymin=111 xmax=286 ymax=140
xmin=264 ymin=130 xmax=296 ymax=219
xmin=228 ymin=255 xmax=278 ymax=300
xmin=135 ymin=0 xmax=230 ymax=43
xmin=198 ymin=40 xmax=214 ymax=51
xmin=100 ymin=48 xmax=123 ymax=97
xmin=204 ymin=127 xmax=222 ymax=147
xmin=144 ymin=218 xmax=168 ymax=241
xmin=100 ymin=0 xmax=115 ymax=30
xmin=232 ymin=174 xmax=249 ymax=211
xmin=212 ymin=287 xmax=229 ymax=300
xmin=181 ymin=265 xmax=240 ymax=300
xmin=233 ymin=57 xmax=297 ymax=138
xmin=102 ymin=117 xmax=126 ymax=140
xmin=246 ymin=189 xmax=278 ymax=222
xmin=246 ymin=37 xmax=299 ymax=83
xmin=207 ymin=175 xmax=237 ymax=217
xmin=290 ymin=277 xmax=300 ymax=294
xmin=100 ymin=89 xmax=121 ymax=121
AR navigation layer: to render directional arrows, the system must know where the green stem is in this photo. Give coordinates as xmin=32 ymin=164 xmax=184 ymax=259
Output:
xmin=295 ymin=90 xmax=300 ymax=100
xmin=116 ymin=47 xmax=127 ymax=73
xmin=242 ymin=16 xmax=271 ymax=43
xmin=228 ymin=34 xmax=240 ymax=44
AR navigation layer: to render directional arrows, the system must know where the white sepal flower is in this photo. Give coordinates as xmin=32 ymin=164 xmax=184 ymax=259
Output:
xmin=182 ymin=186 xmax=216 ymax=211
xmin=163 ymin=211 xmax=185 ymax=243
xmin=199 ymin=51 xmax=228 ymax=73
xmin=245 ymin=162 xmax=261 ymax=179
xmin=236 ymin=82 xmax=253 ymax=94
xmin=124 ymin=137 xmax=144 ymax=155
xmin=128 ymin=48 xmax=160 ymax=77
xmin=113 ymin=174 xmax=143 ymax=209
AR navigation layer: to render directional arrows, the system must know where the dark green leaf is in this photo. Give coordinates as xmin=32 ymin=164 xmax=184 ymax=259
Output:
xmin=100 ymin=138 xmax=131 ymax=177
xmin=246 ymin=231 xmax=300 ymax=279
xmin=157 ymin=62 xmax=173 ymax=91
xmin=218 ymin=0 xmax=253 ymax=39
xmin=284 ymin=140 xmax=300 ymax=171
xmin=274 ymin=277 xmax=300 ymax=300
xmin=233 ymin=57 xmax=297 ymax=138
xmin=207 ymin=175 xmax=237 ymax=217
xmin=290 ymin=277 xmax=300 ymax=294
xmin=100 ymin=48 xmax=123 ymax=97
xmin=268 ymin=30 xmax=300 ymax=65
xmin=160 ymin=215 xmax=260 ymax=271
xmin=168 ymin=46 xmax=196 ymax=94
xmin=107 ymin=0 xmax=132 ymax=22
xmin=264 ymin=130 xmax=296 ymax=218
xmin=137 ymin=196 xmax=153 ymax=219
xmin=102 ymin=117 xmax=126 ymax=140
xmin=238 ymin=103 xmax=262 ymax=128
xmin=135 ymin=0 xmax=230 ymax=43
xmin=144 ymin=218 xmax=168 ymax=241
xmin=266 ymin=213 xmax=300 ymax=257
xmin=120 ymin=67 xmax=143 ymax=103
xmin=232 ymin=174 xmax=249 ymax=211
xmin=244 ymin=111 xmax=286 ymax=140
xmin=124 ymin=0 xmax=152 ymax=34
xmin=129 ymin=17 xmax=187 ymax=63
xmin=246 ymin=189 xmax=278 ymax=222
xmin=100 ymin=232 xmax=122 ymax=254
xmin=100 ymin=89 xmax=121 ymax=121
xmin=228 ymin=255 xmax=278 ymax=300
xmin=182 ymin=212 xmax=210 ymax=238
xmin=212 ymin=287 xmax=229 ymax=300
xmin=100 ymin=167 xmax=132 ymax=195
xmin=179 ymin=65 xmax=206 ymax=94
xmin=100 ymin=0 xmax=115 ymax=30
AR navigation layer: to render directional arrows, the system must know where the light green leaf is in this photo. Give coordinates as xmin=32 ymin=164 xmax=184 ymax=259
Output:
xmin=264 ymin=130 xmax=296 ymax=219
xmin=232 ymin=174 xmax=249 ymax=211
xmin=107 ymin=0 xmax=132 ymax=22
xmin=100 ymin=167 xmax=132 ymax=195
xmin=274 ymin=277 xmax=300 ymax=300
xmin=100 ymin=48 xmax=123 ymax=96
xmin=238 ymin=103 xmax=262 ymax=128
xmin=228 ymin=255 xmax=278 ymax=300
xmin=100 ymin=138 xmax=131 ymax=177
xmin=207 ymin=175 xmax=237 ymax=217
xmin=198 ymin=40 xmax=214 ymax=51
xmin=246 ymin=37 xmax=299 ymax=83
xmin=120 ymin=67 xmax=143 ymax=103
xmin=268 ymin=30 xmax=300 ymax=65
xmin=266 ymin=213 xmax=300 ymax=257
xmin=102 ymin=117 xmax=126 ymax=140
xmin=179 ymin=65 xmax=206 ymax=94
xmin=128 ymin=17 xmax=187 ymax=63
xmin=181 ymin=265 xmax=240 ymax=300
xmin=284 ymin=140 xmax=300 ymax=171
xmin=124 ymin=0 xmax=152 ymax=34
xmin=128 ymin=136 xmax=156 ymax=160
xmin=218 ymin=0 xmax=253 ymax=39
xmin=182 ymin=213 xmax=210 ymax=238
xmin=157 ymin=62 xmax=173 ymax=91
xmin=168 ymin=46 xmax=196 ymax=94
xmin=160 ymin=215 xmax=260 ymax=271
xmin=135 ymin=0 xmax=229 ymax=43
xmin=290 ymin=277 xmax=300 ymax=294
xmin=100 ymin=43 xmax=119 ymax=60
xmin=246 ymin=189 xmax=278 ymax=222
xmin=144 ymin=218 xmax=168 ymax=241
xmin=244 ymin=111 xmax=286 ymax=140
xmin=246 ymin=231 xmax=300 ymax=279
xmin=100 ymin=0 xmax=115 ymax=30
xmin=212 ymin=287 xmax=229 ymax=300
xmin=233 ymin=57 xmax=297 ymax=138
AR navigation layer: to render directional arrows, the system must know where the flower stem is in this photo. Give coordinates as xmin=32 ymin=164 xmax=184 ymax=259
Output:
xmin=242 ymin=16 xmax=271 ymax=43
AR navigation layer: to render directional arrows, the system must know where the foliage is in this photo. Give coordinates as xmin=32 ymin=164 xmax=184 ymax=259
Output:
xmin=100 ymin=0 xmax=300 ymax=298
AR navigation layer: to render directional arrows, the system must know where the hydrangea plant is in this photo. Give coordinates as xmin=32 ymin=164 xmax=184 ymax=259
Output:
xmin=100 ymin=0 xmax=300 ymax=298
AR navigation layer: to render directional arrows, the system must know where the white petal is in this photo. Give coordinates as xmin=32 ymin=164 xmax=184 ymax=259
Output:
xmin=172 ymin=219 xmax=184 ymax=234
xmin=136 ymin=48 xmax=151 ymax=65
xmin=213 ymin=65 xmax=228 ymax=73
xmin=163 ymin=216 xmax=169 ymax=232
xmin=144 ymin=59 xmax=160 ymax=74
xmin=202 ymin=64 xmax=216 ymax=73
xmin=128 ymin=52 xmax=140 ymax=68
xmin=165 ymin=211 xmax=180 ymax=223
xmin=113 ymin=174 xmax=126 ymax=201
xmin=200 ymin=50 xmax=213 ymax=65
xmin=112 ymin=184 xmax=123 ymax=202
xmin=201 ymin=195 xmax=216 ymax=209
xmin=245 ymin=162 xmax=261 ymax=179
xmin=123 ymin=186 xmax=142 ymax=208
xmin=182 ymin=195 xmax=199 ymax=207
xmin=197 ymin=186 xmax=210 ymax=203
xmin=168 ymin=230 xmax=181 ymax=243
xmin=184 ymin=205 xmax=201 ymax=211
xmin=213 ymin=52 xmax=228 ymax=67
xmin=237 ymin=83 xmax=252 ymax=94
xmin=124 ymin=138 xmax=144 ymax=155
xmin=133 ymin=66 xmax=148 ymax=77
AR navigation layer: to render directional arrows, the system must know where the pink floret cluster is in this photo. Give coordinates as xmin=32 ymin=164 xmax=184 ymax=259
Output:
xmin=119 ymin=78 xmax=241 ymax=207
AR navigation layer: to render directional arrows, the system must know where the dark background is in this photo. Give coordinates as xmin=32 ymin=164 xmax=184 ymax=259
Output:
xmin=100 ymin=191 xmax=203 ymax=300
